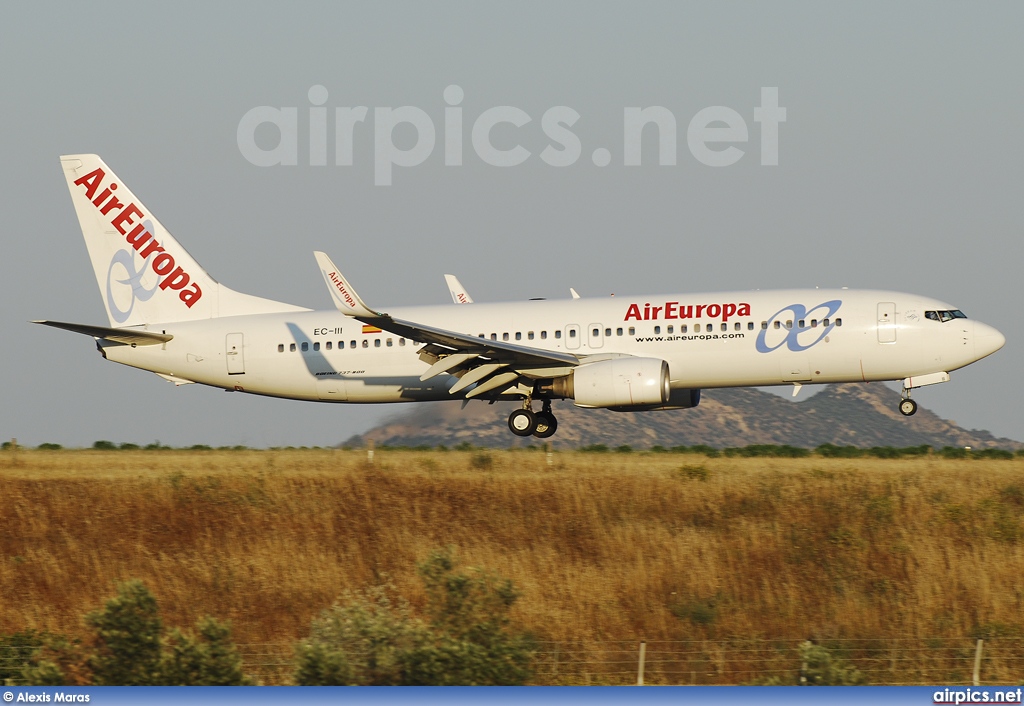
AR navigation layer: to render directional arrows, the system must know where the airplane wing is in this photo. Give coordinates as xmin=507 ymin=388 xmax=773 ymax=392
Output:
xmin=314 ymin=252 xmax=579 ymax=398
xmin=444 ymin=274 xmax=474 ymax=304
xmin=34 ymin=320 xmax=173 ymax=346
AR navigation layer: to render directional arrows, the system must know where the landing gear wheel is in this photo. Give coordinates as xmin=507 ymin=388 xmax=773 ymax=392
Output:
xmin=899 ymin=398 xmax=918 ymax=416
xmin=508 ymin=409 xmax=537 ymax=436
xmin=533 ymin=411 xmax=558 ymax=438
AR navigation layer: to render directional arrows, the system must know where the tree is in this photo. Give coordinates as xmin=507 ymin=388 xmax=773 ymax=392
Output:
xmin=160 ymin=617 xmax=252 ymax=686
xmin=86 ymin=580 xmax=163 ymax=685
xmin=295 ymin=585 xmax=429 ymax=685
xmin=294 ymin=550 xmax=535 ymax=686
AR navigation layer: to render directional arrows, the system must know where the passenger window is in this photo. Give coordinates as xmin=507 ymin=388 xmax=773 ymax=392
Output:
xmin=490 ymin=333 xmax=497 ymax=341
xmin=289 ymin=343 xmax=296 ymax=352
xmin=541 ymin=331 xmax=547 ymax=339
xmin=798 ymin=320 xmax=805 ymax=328
xmin=667 ymin=325 xmax=674 ymax=334
xmin=594 ymin=328 xmax=601 ymax=336
xmin=528 ymin=331 xmax=535 ymax=340
xmin=811 ymin=319 xmax=818 ymax=328
xmin=734 ymin=322 xmax=741 ymax=331
xmin=386 ymin=339 xmax=393 ymax=347
xmin=313 ymin=342 xmax=320 ymax=351
xmin=326 ymin=341 xmax=332 ymax=350
xmin=747 ymin=322 xmax=754 ymax=331
xmin=695 ymin=324 xmax=701 ymax=332
xmin=681 ymin=325 xmax=687 ymax=333
xmin=362 ymin=340 xmax=368 ymax=348
xmin=605 ymin=328 xmax=612 ymax=336
xmin=628 ymin=327 xmax=635 ymax=335
xmin=516 ymin=332 xmax=522 ymax=341
xmin=616 ymin=328 xmax=623 ymax=336
xmin=569 ymin=329 xmax=576 ymax=338
xmin=762 ymin=321 xmax=768 ymax=330
xmin=654 ymin=326 xmax=661 ymax=334
xmin=721 ymin=323 xmax=727 ymax=332
xmin=278 ymin=344 xmax=284 ymax=352
xmin=555 ymin=330 xmax=562 ymax=339
xmin=338 ymin=341 xmax=344 ymax=349
xmin=773 ymin=321 xmax=781 ymax=330
xmin=503 ymin=333 xmax=509 ymax=341
xmin=350 ymin=341 xmax=356 ymax=349
xmin=785 ymin=320 xmax=793 ymax=329
xmin=835 ymin=318 xmax=842 ymax=326
xmin=374 ymin=339 xmax=381 ymax=348
xmin=399 ymin=339 xmax=406 ymax=346
xmin=301 ymin=342 xmax=309 ymax=352
xmin=823 ymin=318 xmax=830 ymax=327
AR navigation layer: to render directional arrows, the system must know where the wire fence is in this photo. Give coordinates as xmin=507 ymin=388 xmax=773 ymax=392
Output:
xmin=4 ymin=637 xmax=1024 ymax=686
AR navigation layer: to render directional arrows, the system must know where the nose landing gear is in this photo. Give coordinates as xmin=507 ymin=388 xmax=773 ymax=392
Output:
xmin=899 ymin=397 xmax=918 ymax=416
xmin=507 ymin=398 xmax=559 ymax=437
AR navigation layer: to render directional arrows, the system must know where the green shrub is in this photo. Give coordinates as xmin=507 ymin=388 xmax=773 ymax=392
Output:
xmin=470 ymin=452 xmax=493 ymax=469
xmin=295 ymin=550 xmax=534 ymax=686
xmin=975 ymin=449 xmax=1014 ymax=460
xmin=36 ymin=443 xmax=63 ymax=450
xmin=0 ymin=630 xmax=45 ymax=683
xmin=939 ymin=447 xmax=969 ymax=459
xmin=83 ymin=580 xmax=250 ymax=686
xmin=579 ymin=444 xmax=609 ymax=453
xmin=676 ymin=465 xmax=710 ymax=482
xmin=92 ymin=440 xmax=117 ymax=450
xmin=86 ymin=580 xmax=163 ymax=685
xmin=160 ymin=617 xmax=251 ymax=685
xmin=815 ymin=444 xmax=863 ymax=458
xmin=614 ymin=445 xmax=633 ymax=453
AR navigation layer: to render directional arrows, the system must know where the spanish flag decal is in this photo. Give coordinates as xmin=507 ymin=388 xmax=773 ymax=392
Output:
xmin=362 ymin=325 xmax=382 ymax=334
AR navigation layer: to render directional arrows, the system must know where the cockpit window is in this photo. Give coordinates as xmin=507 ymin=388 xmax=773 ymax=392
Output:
xmin=925 ymin=309 xmax=967 ymax=322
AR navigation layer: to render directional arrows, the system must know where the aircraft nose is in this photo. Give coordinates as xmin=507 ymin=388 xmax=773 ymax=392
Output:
xmin=974 ymin=321 xmax=1006 ymax=359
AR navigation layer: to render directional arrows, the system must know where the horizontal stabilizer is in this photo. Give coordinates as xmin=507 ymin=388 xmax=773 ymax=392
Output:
xmin=33 ymin=320 xmax=172 ymax=346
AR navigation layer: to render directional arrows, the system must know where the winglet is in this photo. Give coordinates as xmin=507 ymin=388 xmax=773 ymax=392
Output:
xmin=444 ymin=274 xmax=474 ymax=304
xmin=570 ymin=288 xmax=581 ymax=300
xmin=314 ymin=251 xmax=382 ymax=318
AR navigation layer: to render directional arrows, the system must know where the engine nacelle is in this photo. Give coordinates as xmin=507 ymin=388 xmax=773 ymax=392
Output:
xmin=551 ymin=358 xmax=671 ymax=408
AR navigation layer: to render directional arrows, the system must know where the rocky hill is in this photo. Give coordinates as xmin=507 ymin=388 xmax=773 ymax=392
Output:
xmin=349 ymin=384 xmax=1021 ymax=450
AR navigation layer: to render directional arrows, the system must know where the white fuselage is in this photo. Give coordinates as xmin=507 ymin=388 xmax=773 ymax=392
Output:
xmin=99 ymin=288 xmax=1004 ymax=404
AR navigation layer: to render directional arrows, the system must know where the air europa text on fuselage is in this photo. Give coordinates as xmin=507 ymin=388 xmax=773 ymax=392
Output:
xmin=73 ymin=168 xmax=202 ymax=308
xmin=624 ymin=301 xmax=752 ymax=322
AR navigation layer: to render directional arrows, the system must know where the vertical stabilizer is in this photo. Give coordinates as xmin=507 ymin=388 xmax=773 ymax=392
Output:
xmin=60 ymin=154 xmax=307 ymax=326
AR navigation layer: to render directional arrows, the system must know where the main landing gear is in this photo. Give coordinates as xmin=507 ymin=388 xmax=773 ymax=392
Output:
xmin=508 ymin=399 xmax=558 ymax=438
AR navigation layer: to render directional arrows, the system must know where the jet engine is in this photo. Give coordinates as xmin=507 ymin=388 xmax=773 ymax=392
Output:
xmin=550 ymin=358 xmax=670 ymax=408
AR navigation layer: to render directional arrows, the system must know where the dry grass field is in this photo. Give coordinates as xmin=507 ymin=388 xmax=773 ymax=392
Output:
xmin=2 ymin=448 xmax=1023 ymax=683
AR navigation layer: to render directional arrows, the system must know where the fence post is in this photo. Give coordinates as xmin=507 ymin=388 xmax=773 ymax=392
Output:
xmin=973 ymin=639 xmax=983 ymax=686
xmin=367 ymin=438 xmax=375 ymax=464
xmin=637 ymin=640 xmax=646 ymax=685
xmin=546 ymin=441 xmax=553 ymax=467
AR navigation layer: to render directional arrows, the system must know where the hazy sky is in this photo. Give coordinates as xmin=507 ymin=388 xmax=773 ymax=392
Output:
xmin=2 ymin=2 xmax=1022 ymax=448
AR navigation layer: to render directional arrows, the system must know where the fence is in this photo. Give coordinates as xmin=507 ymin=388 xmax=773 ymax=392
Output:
xmin=228 ymin=637 xmax=1024 ymax=685
xmin=4 ymin=637 xmax=1023 ymax=686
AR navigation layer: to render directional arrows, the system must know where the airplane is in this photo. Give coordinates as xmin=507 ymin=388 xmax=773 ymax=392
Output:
xmin=37 ymin=154 xmax=1005 ymax=440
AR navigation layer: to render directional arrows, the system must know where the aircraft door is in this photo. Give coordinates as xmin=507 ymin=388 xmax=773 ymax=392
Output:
xmin=877 ymin=302 xmax=896 ymax=343
xmin=565 ymin=324 xmax=581 ymax=350
xmin=226 ymin=333 xmax=245 ymax=374
xmin=588 ymin=323 xmax=604 ymax=349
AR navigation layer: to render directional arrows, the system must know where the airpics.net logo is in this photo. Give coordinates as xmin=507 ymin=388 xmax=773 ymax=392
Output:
xmin=236 ymin=85 xmax=786 ymax=186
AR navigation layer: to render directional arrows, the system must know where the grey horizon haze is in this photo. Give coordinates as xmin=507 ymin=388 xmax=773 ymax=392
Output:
xmin=2 ymin=2 xmax=1022 ymax=448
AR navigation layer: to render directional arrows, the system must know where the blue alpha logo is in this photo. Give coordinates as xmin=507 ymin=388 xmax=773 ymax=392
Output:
xmin=106 ymin=250 xmax=159 ymax=323
xmin=755 ymin=300 xmax=842 ymax=353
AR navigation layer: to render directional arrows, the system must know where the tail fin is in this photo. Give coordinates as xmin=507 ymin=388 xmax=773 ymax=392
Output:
xmin=61 ymin=154 xmax=307 ymax=326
